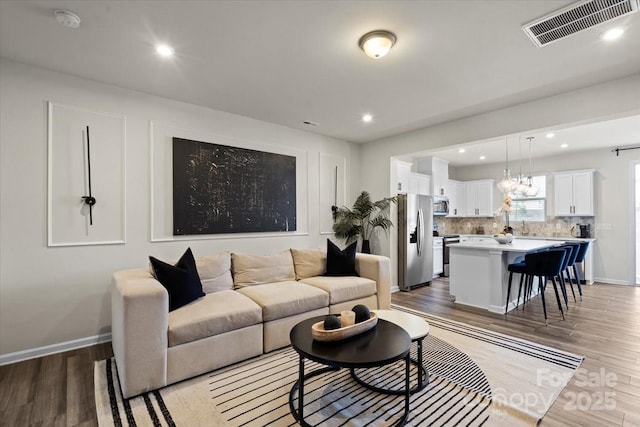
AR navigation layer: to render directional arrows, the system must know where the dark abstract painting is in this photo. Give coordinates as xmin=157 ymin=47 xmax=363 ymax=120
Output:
xmin=172 ymin=137 xmax=296 ymax=235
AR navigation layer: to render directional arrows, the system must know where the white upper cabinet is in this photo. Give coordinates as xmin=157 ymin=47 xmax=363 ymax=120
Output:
xmin=409 ymin=173 xmax=431 ymax=195
xmin=464 ymin=179 xmax=495 ymax=217
xmin=447 ymin=180 xmax=466 ymax=217
xmin=417 ymin=156 xmax=449 ymax=197
xmin=394 ymin=160 xmax=412 ymax=194
xmin=553 ymin=170 xmax=594 ymax=216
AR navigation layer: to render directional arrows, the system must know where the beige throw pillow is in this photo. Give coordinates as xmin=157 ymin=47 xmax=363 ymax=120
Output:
xmin=232 ymin=251 xmax=296 ymax=288
xmin=290 ymin=248 xmax=326 ymax=280
xmin=197 ymin=252 xmax=233 ymax=293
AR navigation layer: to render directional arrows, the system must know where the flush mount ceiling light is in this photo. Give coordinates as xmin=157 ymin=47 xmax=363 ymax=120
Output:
xmin=54 ymin=10 xmax=81 ymax=29
xmin=155 ymin=44 xmax=175 ymax=57
xmin=362 ymin=114 xmax=373 ymax=123
xmin=358 ymin=30 xmax=396 ymax=59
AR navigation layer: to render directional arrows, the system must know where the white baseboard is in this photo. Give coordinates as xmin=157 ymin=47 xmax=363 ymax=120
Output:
xmin=391 ymin=285 xmax=400 ymax=293
xmin=0 ymin=333 xmax=111 ymax=366
xmin=593 ymin=277 xmax=631 ymax=286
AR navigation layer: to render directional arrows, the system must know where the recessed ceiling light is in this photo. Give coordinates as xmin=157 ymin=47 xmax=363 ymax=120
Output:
xmin=458 ymin=148 xmax=466 ymax=154
xmin=602 ymin=28 xmax=624 ymax=41
xmin=560 ymin=143 xmax=569 ymax=148
xmin=546 ymin=133 xmax=555 ymax=139
xmin=155 ymin=44 xmax=175 ymax=57
xmin=362 ymin=114 xmax=373 ymax=123
xmin=54 ymin=10 xmax=81 ymax=29
xmin=479 ymin=156 xmax=486 ymax=160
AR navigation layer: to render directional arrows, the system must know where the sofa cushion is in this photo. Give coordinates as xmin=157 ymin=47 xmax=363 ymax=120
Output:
xmin=290 ymin=248 xmax=326 ymax=280
xmin=236 ymin=281 xmax=329 ymax=322
xmin=299 ymin=276 xmax=377 ymax=305
xmin=149 ymin=248 xmax=205 ymax=311
xmin=167 ymin=290 xmax=262 ymax=347
xmin=232 ymin=251 xmax=295 ymax=288
xmin=324 ymin=240 xmax=359 ymax=277
xmin=197 ymin=252 xmax=233 ymax=293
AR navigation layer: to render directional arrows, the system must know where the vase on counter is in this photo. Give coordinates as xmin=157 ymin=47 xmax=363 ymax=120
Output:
xmin=504 ymin=213 xmax=514 ymax=235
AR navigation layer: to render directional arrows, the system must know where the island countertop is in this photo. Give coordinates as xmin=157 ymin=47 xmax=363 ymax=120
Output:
xmin=449 ymin=239 xmax=564 ymax=252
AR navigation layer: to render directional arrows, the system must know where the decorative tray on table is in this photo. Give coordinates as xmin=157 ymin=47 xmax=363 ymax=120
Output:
xmin=311 ymin=312 xmax=378 ymax=342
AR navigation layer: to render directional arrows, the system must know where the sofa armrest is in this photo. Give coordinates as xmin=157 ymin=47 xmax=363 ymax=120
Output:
xmin=355 ymin=254 xmax=391 ymax=309
xmin=111 ymin=269 xmax=169 ymax=398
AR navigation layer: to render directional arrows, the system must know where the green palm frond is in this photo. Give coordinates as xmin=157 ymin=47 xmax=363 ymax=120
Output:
xmin=332 ymin=191 xmax=397 ymax=244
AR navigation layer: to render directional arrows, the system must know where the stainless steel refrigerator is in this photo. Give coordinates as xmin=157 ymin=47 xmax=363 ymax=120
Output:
xmin=398 ymin=194 xmax=434 ymax=291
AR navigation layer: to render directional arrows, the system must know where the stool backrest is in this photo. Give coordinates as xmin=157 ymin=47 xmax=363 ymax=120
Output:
xmin=559 ymin=243 xmax=580 ymax=268
xmin=525 ymin=249 xmax=566 ymax=277
xmin=574 ymin=241 xmax=590 ymax=263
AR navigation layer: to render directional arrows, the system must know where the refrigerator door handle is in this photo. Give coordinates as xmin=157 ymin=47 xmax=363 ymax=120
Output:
xmin=417 ymin=208 xmax=424 ymax=256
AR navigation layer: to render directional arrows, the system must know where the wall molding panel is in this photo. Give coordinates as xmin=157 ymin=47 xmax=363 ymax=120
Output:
xmin=149 ymin=120 xmax=310 ymax=242
xmin=47 ymin=102 xmax=126 ymax=246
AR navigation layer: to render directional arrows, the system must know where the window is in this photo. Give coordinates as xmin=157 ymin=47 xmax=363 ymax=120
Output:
xmin=510 ymin=175 xmax=546 ymax=222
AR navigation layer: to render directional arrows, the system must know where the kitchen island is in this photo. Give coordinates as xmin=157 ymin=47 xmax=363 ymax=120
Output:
xmin=448 ymin=239 xmax=564 ymax=313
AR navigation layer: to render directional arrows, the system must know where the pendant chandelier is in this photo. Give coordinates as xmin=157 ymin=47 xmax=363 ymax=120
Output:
xmin=497 ymin=137 xmax=517 ymax=194
xmin=514 ymin=137 xmax=528 ymax=196
xmin=525 ymin=137 xmax=539 ymax=197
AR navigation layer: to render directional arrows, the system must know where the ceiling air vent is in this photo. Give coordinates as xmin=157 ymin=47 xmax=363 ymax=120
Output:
xmin=523 ymin=0 xmax=639 ymax=47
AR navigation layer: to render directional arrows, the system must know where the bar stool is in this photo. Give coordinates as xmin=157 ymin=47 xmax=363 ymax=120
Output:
xmin=572 ymin=241 xmax=590 ymax=301
xmin=505 ymin=248 xmax=548 ymax=313
xmin=555 ymin=245 xmax=575 ymax=309
xmin=561 ymin=243 xmax=581 ymax=303
xmin=524 ymin=249 xmax=567 ymax=325
xmin=505 ymin=259 xmax=527 ymax=313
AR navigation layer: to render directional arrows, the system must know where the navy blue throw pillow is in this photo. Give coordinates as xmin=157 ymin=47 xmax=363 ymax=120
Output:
xmin=149 ymin=247 xmax=205 ymax=311
xmin=324 ymin=239 xmax=359 ymax=277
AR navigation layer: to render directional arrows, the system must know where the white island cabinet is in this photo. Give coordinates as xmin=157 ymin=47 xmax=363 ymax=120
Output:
xmin=448 ymin=239 xmax=563 ymax=313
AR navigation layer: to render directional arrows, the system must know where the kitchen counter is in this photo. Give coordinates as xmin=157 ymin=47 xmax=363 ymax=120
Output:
xmin=458 ymin=234 xmax=595 ymax=242
xmin=450 ymin=238 xmax=566 ymax=252
xmin=448 ymin=239 xmax=564 ymax=313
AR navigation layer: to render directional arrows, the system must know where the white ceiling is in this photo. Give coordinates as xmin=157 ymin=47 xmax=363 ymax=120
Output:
xmin=417 ymin=114 xmax=640 ymax=167
xmin=1 ymin=1 xmax=639 ymax=145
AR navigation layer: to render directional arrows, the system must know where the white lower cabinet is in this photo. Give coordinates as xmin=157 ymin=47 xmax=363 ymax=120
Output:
xmin=433 ymin=237 xmax=443 ymax=278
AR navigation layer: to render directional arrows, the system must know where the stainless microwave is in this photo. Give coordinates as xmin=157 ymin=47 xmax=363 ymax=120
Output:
xmin=433 ymin=196 xmax=449 ymax=216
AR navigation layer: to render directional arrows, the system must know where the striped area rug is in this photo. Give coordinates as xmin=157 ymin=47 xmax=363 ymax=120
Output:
xmin=95 ymin=305 xmax=584 ymax=427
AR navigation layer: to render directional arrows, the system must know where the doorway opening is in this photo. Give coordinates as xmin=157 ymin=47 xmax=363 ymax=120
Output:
xmin=635 ymin=163 xmax=640 ymax=285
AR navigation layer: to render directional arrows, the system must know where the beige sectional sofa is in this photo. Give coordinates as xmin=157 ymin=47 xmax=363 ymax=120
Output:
xmin=111 ymin=248 xmax=391 ymax=398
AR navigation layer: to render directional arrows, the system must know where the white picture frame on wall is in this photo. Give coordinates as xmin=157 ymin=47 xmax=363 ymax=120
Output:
xmin=47 ymin=102 xmax=126 ymax=247
xmin=319 ymin=153 xmax=346 ymax=235
xmin=149 ymin=120 xmax=309 ymax=242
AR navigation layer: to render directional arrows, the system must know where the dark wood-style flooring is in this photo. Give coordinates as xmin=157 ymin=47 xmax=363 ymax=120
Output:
xmin=393 ymin=278 xmax=640 ymax=427
xmin=1 ymin=279 xmax=638 ymax=426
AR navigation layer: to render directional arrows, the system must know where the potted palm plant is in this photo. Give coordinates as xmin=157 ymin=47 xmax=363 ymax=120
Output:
xmin=332 ymin=191 xmax=396 ymax=253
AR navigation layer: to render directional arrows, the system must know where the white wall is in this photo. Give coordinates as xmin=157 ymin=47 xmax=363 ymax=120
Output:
xmin=360 ymin=73 xmax=640 ymax=286
xmin=0 ymin=59 xmax=361 ymax=359
xmin=451 ymin=148 xmax=638 ymax=285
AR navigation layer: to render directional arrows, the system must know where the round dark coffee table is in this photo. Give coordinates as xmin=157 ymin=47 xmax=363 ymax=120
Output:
xmin=289 ymin=316 xmax=412 ymax=427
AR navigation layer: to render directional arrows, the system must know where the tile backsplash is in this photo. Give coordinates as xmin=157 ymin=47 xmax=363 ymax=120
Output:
xmin=435 ymin=216 xmax=595 ymax=238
